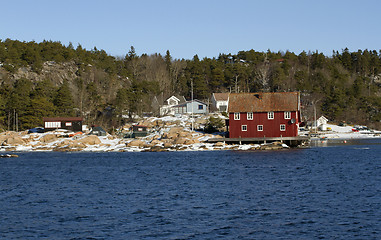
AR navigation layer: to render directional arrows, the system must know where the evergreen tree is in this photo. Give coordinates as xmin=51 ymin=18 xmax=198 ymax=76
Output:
xmin=114 ymin=87 xmax=130 ymax=122
xmin=165 ymin=50 xmax=172 ymax=73
xmin=340 ymin=48 xmax=352 ymax=70
xmin=210 ymin=66 xmax=225 ymax=91
xmin=24 ymin=96 xmax=56 ymax=129
xmin=2 ymin=38 xmax=381 ymax=128
xmin=294 ymin=70 xmax=310 ymax=91
xmin=32 ymin=79 xmax=57 ymax=99
xmin=7 ymin=78 xmax=33 ymax=130
xmin=54 ymin=81 xmax=75 ymax=116
xmin=188 ymin=55 xmax=208 ymax=99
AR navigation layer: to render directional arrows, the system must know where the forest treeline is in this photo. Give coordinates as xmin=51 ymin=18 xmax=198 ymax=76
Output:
xmin=1 ymin=38 xmax=381 ymax=130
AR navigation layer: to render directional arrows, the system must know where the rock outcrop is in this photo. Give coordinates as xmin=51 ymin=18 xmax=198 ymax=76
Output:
xmin=126 ymin=139 xmax=145 ymax=147
xmin=77 ymin=135 xmax=101 ymax=145
xmin=4 ymin=136 xmax=25 ymax=145
xmin=39 ymin=134 xmax=58 ymax=143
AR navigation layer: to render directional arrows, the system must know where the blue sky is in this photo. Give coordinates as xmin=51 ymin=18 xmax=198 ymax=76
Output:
xmin=1 ymin=0 xmax=380 ymax=59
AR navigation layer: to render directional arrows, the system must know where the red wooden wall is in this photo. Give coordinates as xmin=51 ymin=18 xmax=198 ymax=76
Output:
xmin=228 ymin=111 xmax=299 ymax=138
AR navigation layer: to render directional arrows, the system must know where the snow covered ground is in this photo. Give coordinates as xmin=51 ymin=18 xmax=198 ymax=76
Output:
xmin=302 ymin=124 xmax=381 ymax=139
xmin=2 ymin=114 xmax=381 ymax=153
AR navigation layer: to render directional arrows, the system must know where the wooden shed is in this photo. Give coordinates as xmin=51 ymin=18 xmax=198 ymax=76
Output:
xmin=43 ymin=117 xmax=83 ymax=132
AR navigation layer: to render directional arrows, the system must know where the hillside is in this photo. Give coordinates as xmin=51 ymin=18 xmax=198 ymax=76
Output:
xmin=1 ymin=39 xmax=381 ymax=131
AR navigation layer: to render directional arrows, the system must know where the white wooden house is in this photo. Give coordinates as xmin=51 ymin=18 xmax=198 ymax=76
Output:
xmin=159 ymin=95 xmax=186 ymax=116
xmin=211 ymin=93 xmax=229 ymax=112
xmin=317 ymin=116 xmax=329 ymax=130
xmin=172 ymin=99 xmax=208 ymax=115
xmin=317 ymin=116 xmax=329 ymax=126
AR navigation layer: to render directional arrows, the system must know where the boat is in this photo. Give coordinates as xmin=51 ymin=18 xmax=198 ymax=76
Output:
xmin=0 ymin=154 xmax=19 ymax=158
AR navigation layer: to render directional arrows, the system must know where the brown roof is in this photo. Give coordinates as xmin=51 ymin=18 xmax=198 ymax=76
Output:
xmin=213 ymin=93 xmax=229 ymax=101
xmin=43 ymin=117 xmax=83 ymax=122
xmin=228 ymin=92 xmax=300 ymax=113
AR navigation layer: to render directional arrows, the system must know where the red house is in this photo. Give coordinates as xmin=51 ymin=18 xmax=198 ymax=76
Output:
xmin=228 ymin=92 xmax=301 ymax=138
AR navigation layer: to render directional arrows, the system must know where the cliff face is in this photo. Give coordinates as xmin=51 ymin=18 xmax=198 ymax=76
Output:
xmin=0 ymin=61 xmax=127 ymax=107
xmin=0 ymin=60 xmax=130 ymax=131
xmin=0 ymin=61 xmax=79 ymax=86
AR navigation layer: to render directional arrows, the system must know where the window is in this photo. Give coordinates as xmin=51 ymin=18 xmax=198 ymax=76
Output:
xmin=247 ymin=112 xmax=253 ymax=120
xmin=65 ymin=122 xmax=72 ymax=127
xmin=175 ymin=107 xmax=186 ymax=114
xmin=219 ymin=105 xmax=227 ymax=112
xmin=198 ymin=104 xmax=203 ymax=110
xmin=284 ymin=111 xmax=291 ymax=119
xmin=45 ymin=121 xmax=61 ymax=128
xmin=257 ymin=125 xmax=263 ymax=131
xmin=280 ymin=124 xmax=286 ymax=131
xmin=268 ymin=111 xmax=274 ymax=119
xmin=234 ymin=112 xmax=240 ymax=120
xmin=242 ymin=125 xmax=247 ymax=131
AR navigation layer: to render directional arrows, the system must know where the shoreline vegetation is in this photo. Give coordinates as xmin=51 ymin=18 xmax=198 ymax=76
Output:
xmin=1 ymin=39 xmax=381 ymax=134
xmin=1 ymin=115 xmax=380 ymax=153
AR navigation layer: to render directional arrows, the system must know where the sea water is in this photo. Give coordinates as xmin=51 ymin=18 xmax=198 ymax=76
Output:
xmin=0 ymin=140 xmax=380 ymax=239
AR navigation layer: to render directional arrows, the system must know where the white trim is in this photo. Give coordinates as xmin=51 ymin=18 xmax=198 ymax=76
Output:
xmin=268 ymin=111 xmax=274 ymax=120
xmin=166 ymin=96 xmax=180 ymax=106
xmin=284 ymin=111 xmax=291 ymax=119
xmin=242 ymin=125 xmax=247 ymax=131
xmin=247 ymin=112 xmax=253 ymax=120
xmin=234 ymin=112 xmax=240 ymax=120
xmin=257 ymin=125 xmax=263 ymax=131
xmin=280 ymin=124 xmax=286 ymax=131
xmin=45 ymin=121 xmax=61 ymax=128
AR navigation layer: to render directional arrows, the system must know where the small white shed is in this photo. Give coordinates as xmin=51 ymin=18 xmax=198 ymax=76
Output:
xmin=317 ymin=116 xmax=329 ymax=126
xmin=317 ymin=116 xmax=329 ymax=131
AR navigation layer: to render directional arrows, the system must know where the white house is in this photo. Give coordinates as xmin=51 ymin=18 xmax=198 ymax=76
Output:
xmin=159 ymin=95 xmax=186 ymax=116
xmin=317 ymin=116 xmax=329 ymax=130
xmin=172 ymin=99 xmax=208 ymax=115
xmin=211 ymin=93 xmax=229 ymax=112
xmin=317 ymin=116 xmax=329 ymax=126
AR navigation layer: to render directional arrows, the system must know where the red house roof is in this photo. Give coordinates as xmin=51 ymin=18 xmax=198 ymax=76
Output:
xmin=228 ymin=92 xmax=300 ymax=113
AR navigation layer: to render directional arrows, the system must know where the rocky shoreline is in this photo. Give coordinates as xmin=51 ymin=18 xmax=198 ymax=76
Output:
xmin=0 ymin=129 xmax=290 ymax=153
xmin=2 ymin=116 xmax=381 ymax=153
xmin=0 ymin=116 xmax=291 ymax=152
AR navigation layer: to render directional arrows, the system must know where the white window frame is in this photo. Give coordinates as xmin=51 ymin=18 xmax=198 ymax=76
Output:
xmin=257 ymin=125 xmax=263 ymax=131
xmin=234 ymin=112 xmax=240 ymax=120
xmin=247 ymin=112 xmax=253 ymax=120
xmin=242 ymin=125 xmax=247 ymax=131
xmin=280 ymin=124 xmax=286 ymax=131
xmin=268 ymin=111 xmax=274 ymax=120
xmin=284 ymin=111 xmax=291 ymax=119
xmin=45 ymin=121 xmax=61 ymax=128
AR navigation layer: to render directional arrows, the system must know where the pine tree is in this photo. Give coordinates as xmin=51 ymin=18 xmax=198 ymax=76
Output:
xmin=54 ymin=81 xmax=75 ymax=116
xmin=23 ymin=96 xmax=56 ymax=129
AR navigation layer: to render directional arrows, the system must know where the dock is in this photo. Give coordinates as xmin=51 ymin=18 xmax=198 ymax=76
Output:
xmin=207 ymin=136 xmax=310 ymax=147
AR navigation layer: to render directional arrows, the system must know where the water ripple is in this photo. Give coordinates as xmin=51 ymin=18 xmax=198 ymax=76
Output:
xmin=0 ymin=146 xmax=380 ymax=239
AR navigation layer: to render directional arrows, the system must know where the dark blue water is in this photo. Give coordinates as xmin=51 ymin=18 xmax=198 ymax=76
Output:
xmin=1 ymin=140 xmax=380 ymax=239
